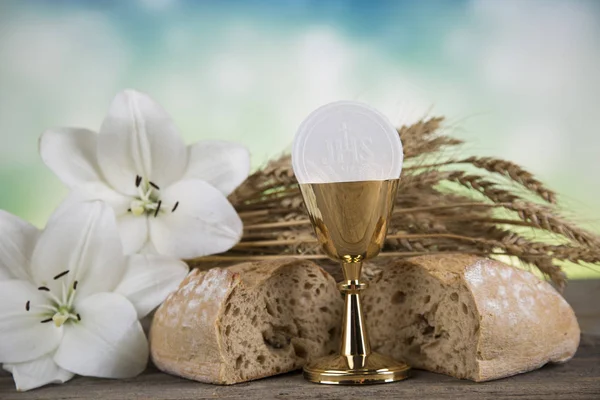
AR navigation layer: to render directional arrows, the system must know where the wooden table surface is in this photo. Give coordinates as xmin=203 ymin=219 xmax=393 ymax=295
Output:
xmin=1 ymin=280 xmax=599 ymax=400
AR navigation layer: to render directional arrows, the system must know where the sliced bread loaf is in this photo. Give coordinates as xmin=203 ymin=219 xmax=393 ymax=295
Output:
xmin=150 ymin=259 xmax=343 ymax=384
xmin=364 ymin=254 xmax=580 ymax=381
xmin=151 ymin=255 xmax=580 ymax=384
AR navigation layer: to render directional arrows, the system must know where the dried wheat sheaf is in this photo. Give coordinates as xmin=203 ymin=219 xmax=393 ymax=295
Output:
xmin=191 ymin=117 xmax=600 ymax=289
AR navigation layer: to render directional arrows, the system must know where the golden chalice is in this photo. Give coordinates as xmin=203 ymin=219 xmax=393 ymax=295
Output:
xmin=292 ymin=101 xmax=410 ymax=385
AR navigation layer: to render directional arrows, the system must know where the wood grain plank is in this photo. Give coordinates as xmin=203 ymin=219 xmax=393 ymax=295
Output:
xmin=1 ymin=280 xmax=598 ymax=399
xmin=1 ymin=335 xmax=598 ymax=400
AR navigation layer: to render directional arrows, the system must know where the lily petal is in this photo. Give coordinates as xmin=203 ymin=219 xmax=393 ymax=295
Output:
xmin=97 ymin=90 xmax=187 ymax=196
xmin=0 ymin=280 xmax=63 ymax=363
xmin=3 ymin=352 xmax=74 ymax=392
xmin=47 ymin=184 xmax=147 ymax=255
xmin=115 ymin=255 xmax=188 ymax=319
xmin=139 ymin=240 xmax=159 ymax=254
xmin=149 ymin=179 xmax=243 ymax=259
xmin=117 ymin=214 xmax=149 ymax=255
xmin=47 ymin=181 xmax=131 ymax=226
xmin=39 ymin=128 xmax=102 ymax=188
xmin=183 ymin=140 xmax=251 ymax=196
xmin=30 ymin=202 xmax=125 ymax=297
xmin=54 ymin=292 xmax=148 ymax=379
xmin=0 ymin=210 xmax=39 ymax=281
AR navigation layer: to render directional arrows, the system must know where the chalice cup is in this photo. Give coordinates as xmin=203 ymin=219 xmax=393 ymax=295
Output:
xmin=292 ymin=101 xmax=411 ymax=385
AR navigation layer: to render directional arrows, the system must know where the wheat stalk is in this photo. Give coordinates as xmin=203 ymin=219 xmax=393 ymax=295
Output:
xmin=406 ymin=156 xmax=556 ymax=203
xmin=195 ymin=116 xmax=600 ymax=289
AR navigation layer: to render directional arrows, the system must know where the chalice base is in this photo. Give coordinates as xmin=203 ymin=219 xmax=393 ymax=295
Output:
xmin=303 ymin=352 xmax=410 ymax=385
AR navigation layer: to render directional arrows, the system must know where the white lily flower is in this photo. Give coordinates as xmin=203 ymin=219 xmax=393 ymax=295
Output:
xmin=0 ymin=202 xmax=188 ymax=391
xmin=40 ymin=89 xmax=250 ymax=259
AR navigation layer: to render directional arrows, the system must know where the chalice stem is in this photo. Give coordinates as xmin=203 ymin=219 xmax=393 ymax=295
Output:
xmin=340 ymin=260 xmax=371 ymax=367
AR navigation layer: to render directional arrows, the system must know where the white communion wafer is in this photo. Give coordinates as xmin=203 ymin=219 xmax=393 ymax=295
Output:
xmin=292 ymin=101 xmax=404 ymax=184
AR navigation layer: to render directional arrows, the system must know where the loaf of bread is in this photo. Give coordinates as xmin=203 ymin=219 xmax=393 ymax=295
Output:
xmin=150 ymin=255 xmax=580 ymax=384
xmin=150 ymin=259 xmax=343 ymax=384
xmin=364 ymin=254 xmax=580 ymax=381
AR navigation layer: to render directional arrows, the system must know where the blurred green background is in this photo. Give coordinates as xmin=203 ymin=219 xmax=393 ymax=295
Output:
xmin=0 ymin=0 xmax=598 ymax=278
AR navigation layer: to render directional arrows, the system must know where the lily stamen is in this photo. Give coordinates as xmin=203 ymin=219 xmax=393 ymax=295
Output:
xmin=67 ymin=288 xmax=76 ymax=308
xmin=37 ymin=283 xmax=71 ymax=308
xmin=129 ymin=176 xmax=172 ymax=218
xmin=32 ymin=277 xmax=82 ymax=327
xmin=61 ymin=281 xmax=67 ymax=305
xmin=53 ymin=270 xmax=69 ymax=280
xmin=48 ymin=290 xmax=64 ymax=307
xmin=25 ymin=300 xmax=30 ymax=311
xmin=154 ymin=201 xmax=162 ymax=217
xmin=172 ymin=202 xmax=179 ymax=212
xmin=34 ymin=303 xmax=59 ymax=313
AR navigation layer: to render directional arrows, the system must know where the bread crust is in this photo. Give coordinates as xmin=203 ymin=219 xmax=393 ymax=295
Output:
xmin=150 ymin=267 xmax=234 ymax=383
xmin=365 ymin=255 xmax=580 ymax=381
xmin=150 ymin=258 xmax=342 ymax=384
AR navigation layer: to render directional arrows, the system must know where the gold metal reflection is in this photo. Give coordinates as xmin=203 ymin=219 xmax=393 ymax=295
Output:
xmin=299 ymin=179 xmax=410 ymax=385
